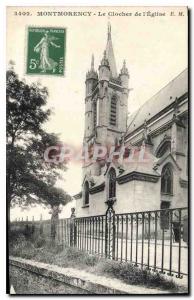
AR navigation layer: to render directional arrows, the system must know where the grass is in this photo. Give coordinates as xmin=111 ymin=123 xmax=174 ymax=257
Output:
xmin=10 ymin=265 xmax=89 ymax=294
xmin=9 ymin=232 xmax=184 ymax=292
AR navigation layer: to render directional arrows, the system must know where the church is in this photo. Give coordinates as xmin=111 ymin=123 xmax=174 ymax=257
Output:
xmin=74 ymin=24 xmax=188 ymax=217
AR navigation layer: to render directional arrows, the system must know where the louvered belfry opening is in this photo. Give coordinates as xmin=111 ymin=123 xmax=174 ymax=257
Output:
xmin=93 ymin=101 xmax=97 ymax=129
xmin=110 ymin=96 xmax=117 ymax=126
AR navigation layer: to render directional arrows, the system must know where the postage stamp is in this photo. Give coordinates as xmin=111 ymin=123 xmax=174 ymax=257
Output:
xmin=26 ymin=27 xmax=66 ymax=76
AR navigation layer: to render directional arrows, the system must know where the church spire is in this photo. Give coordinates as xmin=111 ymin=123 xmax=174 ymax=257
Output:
xmin=107 ymin=22 xmax=111 ymax=40
xmin=91 ymin=54 xmax=94 ymax=71
xmin=105 ymin=22 xmax=117 ymax=78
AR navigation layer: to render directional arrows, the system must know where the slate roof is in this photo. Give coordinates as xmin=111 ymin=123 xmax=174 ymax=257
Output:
xmin=126 ymin=69 xmax=188 ymax=136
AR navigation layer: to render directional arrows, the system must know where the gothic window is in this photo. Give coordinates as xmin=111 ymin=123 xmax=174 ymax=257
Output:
xmin=93 ymin=101 xmax=97 ymax=129
xmin=161 ymin=164 xmax=173 ymax=195
xmin=84 ymin=181 xmax=89 ymax=205
xmin=156 ymin=141 xmax=171 ymax=158
xmin=108 ymin=168 xmax=116 ymax=199
xmin=110 ymin=96 xmax=117 ymax=126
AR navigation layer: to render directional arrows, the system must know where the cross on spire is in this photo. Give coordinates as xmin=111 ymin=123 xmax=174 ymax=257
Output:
xmin=108 ymin=22 xmax=111 ymax=40
xmin=91 ymin=54 xmax=94 ymax=70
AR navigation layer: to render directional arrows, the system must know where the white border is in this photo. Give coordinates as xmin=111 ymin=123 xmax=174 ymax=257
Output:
xmin=0 ymin=1 xmax=192 ymax=299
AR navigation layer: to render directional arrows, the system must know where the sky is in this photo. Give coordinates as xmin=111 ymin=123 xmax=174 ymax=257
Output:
xmin=7 ymin=6 xmax=188 ymax=220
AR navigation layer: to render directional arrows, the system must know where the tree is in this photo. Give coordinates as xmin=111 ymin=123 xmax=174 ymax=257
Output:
xmin=6 ymin=66 xmax=71 ymax=223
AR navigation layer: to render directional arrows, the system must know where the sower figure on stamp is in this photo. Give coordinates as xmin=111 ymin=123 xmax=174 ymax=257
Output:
xmin=34 ymin=31 xmax=61 ymax=73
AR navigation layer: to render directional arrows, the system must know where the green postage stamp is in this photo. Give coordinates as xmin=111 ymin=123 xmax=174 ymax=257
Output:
xmin=26 ymin=27 xmax=66 ymax=75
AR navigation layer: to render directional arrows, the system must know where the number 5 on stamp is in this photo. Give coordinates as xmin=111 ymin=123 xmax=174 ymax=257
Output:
xmin=26 ymin=27 xmax=66 ymax=76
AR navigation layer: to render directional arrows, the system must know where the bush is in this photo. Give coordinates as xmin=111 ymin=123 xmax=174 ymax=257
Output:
xmin=58 ymin=247 xmax=99 ymax=266
xmin=34 ymin=237 xmax=46 ymax=249
xmin=84 ymin=254 xmax=99 ymax=266
xmin=96 ymin=259 xmax=177 ymax=290
xmin=9 ymin=231 xmax=28 ymax=253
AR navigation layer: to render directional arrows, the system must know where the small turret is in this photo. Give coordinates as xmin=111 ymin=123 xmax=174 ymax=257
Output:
xmin=119 ymin=60 xmax=129 ymax=89
xmin=98 ymin=51 xmax=110 ymax=82
xmin=85 ymin=54 xmax=98 ymax=96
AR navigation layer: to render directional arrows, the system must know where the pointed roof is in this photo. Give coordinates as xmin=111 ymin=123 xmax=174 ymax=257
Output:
xmin=126 ymin=69 xmax=188 ymax=136
xmin=91 ymin=54 xmax=94 ymax=71
xmin=154 ymin=152 xmax=182 ymax=171
xmin=86 ymin=54 xmax=98 ymax=80
xmin=106 ymin=23 xmax=117 ymax=78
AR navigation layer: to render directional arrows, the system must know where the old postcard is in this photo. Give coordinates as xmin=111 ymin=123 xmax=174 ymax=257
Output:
xmin=7 ymin=6 xmax=189 ymax=295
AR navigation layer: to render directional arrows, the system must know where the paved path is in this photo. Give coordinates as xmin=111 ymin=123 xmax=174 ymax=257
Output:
xmin=74 ymin=235 xmax=188 ymax=278
xmin=116 ymin=239 xmax=188 ymax=275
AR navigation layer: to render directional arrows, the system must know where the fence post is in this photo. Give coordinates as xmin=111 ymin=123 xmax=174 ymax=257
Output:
xmin=105 ymin=198 xmax=116 ymax=259
xmin=183 ymin=214 xmax=188 ymax=244
xmin=40 ymin=214 xmax=43 ymax=235
xmin=50 ymin=206 xmax=61 ymax=244
xmin=25 ymin=216 xmax=29 ymax=237
xmin=32 ymin=216 xmax=35 ymax=235
xmin=70 ymin=208 xmax=76 ymax=247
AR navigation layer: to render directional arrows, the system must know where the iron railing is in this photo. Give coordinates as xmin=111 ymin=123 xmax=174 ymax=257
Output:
xmin=11 ymin=207 xmax=188 ymax=279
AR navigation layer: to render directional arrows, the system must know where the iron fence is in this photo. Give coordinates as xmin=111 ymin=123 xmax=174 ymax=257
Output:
xmin=11 ymin=206 xmax=188 ymax=279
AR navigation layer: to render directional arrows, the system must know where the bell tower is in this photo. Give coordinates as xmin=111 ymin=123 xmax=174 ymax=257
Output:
xmin=83 ymin=24 xmax=130 ymax=176
xmin=84 ymin=54 xmax=98 ymax=142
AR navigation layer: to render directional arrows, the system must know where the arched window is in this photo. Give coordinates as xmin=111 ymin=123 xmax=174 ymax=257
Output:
xmin=156 ymin=141 xmax=171 ymax=158
xmin=93 ymin=101 xmax=97 ymax=129
xmin=161 ymin=164 xmax=173 ymax=195
xmin=84 ymin=181 xmax=89 ymax=205
xmin=108 ymin=168 xmax=116 ymax=199
xmin=110 ymin=96 xmax=117 ymax=126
